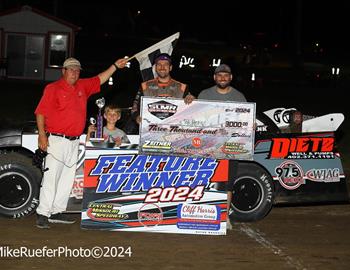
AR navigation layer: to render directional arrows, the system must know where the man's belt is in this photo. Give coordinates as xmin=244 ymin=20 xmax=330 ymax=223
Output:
xmin=48 ymin=133 xmax=79 ymax=141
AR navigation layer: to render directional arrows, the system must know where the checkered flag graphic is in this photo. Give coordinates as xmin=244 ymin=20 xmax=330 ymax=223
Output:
xmin=134 ymin=32 xmax=180 ymax=81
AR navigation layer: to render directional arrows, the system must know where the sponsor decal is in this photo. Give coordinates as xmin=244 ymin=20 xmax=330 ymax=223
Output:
xmin=147 ymin=100 xmax=177 ymax=120
xmin=70 ymin=178 xmax=84 ymax=199
xmin=270 ymin=137 xmax=335 ymax=159
xmin=142 ymin=140 xmax=172 ymax=151
xmin=274 ymin=161 xmax=304 ymax=190
xmin=221 ymin=142 xmax=248 ymax=154
xmin=305 ymin=168 xmax=341 ymax=183
xmin=138 ymin=203 xmax=163 ymax=227
xmin=87 ymin=202 xmax=128 ymax=221
xmin=192 ymin=137 xmax=202 ymax=148
xmin=177 ymin=203 xmax=221 ymax=231
xmin=273 ymin=109 xmax=283 ymax=123
xmin=273 ymin=109 xmax=295 ymax=124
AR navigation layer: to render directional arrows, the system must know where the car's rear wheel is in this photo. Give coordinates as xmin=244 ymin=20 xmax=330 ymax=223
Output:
xmin=229 ymin=163 xmax=274 ymax=222
xmin=0 ymin=152 xmax=41 ymax=218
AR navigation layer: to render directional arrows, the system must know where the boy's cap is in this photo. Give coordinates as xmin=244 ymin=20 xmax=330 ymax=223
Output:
xmin=154 ymin=53 xmax=172 ymax=65
xmin=63 ymin=57 xmax=82 ymax=69
xmin=214 ymin=64 xmax=231 ymax=74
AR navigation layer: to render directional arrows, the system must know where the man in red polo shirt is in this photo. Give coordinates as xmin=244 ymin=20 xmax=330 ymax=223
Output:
xmin=35 ymin=57 xmax=127 ymax=229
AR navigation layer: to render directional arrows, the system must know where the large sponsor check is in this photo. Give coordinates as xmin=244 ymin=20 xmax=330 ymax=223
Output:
xmin=140 ymin=97 xmax=256 ymax=160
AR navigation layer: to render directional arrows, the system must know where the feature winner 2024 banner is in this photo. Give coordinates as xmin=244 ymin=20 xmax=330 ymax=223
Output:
xmin=139 ymin=97 xmax=256 ymax=160
xmin=81 ymin=145 xmax=230 ymax=235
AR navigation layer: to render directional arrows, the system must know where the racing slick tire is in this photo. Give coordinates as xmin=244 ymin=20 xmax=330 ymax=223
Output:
xmin=229 ymin=162 xmax=274 ymax=222
xmin=0 ymin=152 xmax=41 ymax=218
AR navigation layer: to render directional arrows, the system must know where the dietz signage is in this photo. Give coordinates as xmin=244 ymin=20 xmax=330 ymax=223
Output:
xmin=269 ymin=137 xmax=335 ymax=159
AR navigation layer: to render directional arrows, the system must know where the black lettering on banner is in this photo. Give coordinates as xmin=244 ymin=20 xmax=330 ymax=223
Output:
xmin=225 ymin=121 xmax=242 ymax=128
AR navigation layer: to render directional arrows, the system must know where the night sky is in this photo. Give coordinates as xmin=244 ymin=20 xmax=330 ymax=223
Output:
xmin=1 ymin=0 xmax=349 ymax=55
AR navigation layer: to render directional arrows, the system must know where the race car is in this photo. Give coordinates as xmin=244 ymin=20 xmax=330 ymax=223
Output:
xmin=0 ymin=108 xmax=348 ymax=222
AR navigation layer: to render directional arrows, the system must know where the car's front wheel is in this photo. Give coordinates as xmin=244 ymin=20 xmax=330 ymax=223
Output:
xmin=0 ymin=152 xmax=41 ymax=218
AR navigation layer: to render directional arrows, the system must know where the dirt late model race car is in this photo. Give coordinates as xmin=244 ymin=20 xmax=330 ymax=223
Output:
xmin=0 ymin=107 xmax=348 ymax=222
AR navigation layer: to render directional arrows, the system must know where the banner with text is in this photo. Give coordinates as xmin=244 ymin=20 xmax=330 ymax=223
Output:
xmin=140 ymin=97 xmax=256 ymax=160
xmin=81 ymin=145 xmax=229 ymax=235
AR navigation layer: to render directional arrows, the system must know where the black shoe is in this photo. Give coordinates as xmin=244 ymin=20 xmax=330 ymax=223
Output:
xmin=48 ymin=213 xmax=76 ymax=224
xmin=36 ymin=214 xmax=50 ymax=229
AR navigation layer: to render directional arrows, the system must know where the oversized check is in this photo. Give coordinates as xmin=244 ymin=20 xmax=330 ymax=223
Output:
xmin=139 ymin=97 xmax=256 ymax=160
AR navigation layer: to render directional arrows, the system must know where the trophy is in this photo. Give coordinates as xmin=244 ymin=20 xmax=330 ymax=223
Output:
xmin=95 ymin=97 xmax=105 ymax=138
xmin=89 ymin=117 xmax=96 ymax=138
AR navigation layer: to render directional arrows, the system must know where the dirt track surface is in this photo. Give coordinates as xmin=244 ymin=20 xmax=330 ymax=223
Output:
xmin=1 ymin=204 xmax=350 ymax=270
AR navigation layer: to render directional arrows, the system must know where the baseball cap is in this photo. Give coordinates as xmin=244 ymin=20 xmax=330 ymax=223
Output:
xmin=214 ymin=64 xmax=231 ymax=74
xmin=154 ymin=53 xmax=172 ymax=65
xmin=63 ymin=57 xmax=82 ymax=69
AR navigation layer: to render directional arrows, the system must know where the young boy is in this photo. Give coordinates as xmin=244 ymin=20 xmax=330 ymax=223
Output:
xmin=87 ymin=104 xmax=129 ymax=146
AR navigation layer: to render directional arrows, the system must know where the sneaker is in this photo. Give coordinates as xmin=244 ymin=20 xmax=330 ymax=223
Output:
xmin=226 ymin=217 xmax=233 ymax=230
xmin=48 ymin=213 xmax=76 ymax=224
xmin=36 ymin=214 xmax=50 ymax=229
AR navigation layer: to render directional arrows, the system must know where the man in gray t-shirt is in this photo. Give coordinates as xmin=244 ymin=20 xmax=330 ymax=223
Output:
xmin=198 ymin=64 xmax=246 ymax=102
xmin=198 ymin=64 xmax=247 ymax=230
